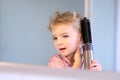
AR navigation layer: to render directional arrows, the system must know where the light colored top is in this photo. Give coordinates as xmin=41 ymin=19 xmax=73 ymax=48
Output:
xmin=48 ymin=54 xmax=84 ymax=69
xmin=48 ymin=54 xmax=72 ymax=69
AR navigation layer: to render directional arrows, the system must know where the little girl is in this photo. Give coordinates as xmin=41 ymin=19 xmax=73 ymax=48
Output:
xmin=48 ymin=11 xmax=102 ymax=71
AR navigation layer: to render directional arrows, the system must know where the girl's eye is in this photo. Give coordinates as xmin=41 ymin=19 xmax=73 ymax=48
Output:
xmin=53 ymin=37 xmax=57 ymax=40
xmin=63 ymin=35 xmax=69 ymax=38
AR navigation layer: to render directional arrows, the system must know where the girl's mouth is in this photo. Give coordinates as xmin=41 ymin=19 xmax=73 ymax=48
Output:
xmin=59 ymin=48 xmax=66 ymax=51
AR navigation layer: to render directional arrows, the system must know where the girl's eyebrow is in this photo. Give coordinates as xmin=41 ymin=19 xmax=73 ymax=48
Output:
xmin=60 ymin=33 xmax=69 ymax=35
xmin=52 ymin=33 xmax=69 ymax=37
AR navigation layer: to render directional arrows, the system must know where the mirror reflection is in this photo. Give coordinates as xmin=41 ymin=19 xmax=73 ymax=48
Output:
xmin=0 ymin=0 xmax=117 ymax=72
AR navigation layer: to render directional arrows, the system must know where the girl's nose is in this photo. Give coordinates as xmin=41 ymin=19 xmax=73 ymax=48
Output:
xmin=56 ymin=38 xmax=63 ymax=45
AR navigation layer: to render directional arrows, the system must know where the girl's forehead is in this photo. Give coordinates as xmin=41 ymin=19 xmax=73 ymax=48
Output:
xmin=52 ymin=24 xmax=77 ymax=32
xmin=51 ymin=24 xmax=79 ymax=35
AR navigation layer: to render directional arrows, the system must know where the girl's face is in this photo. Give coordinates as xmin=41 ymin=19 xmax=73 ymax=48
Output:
xmin=51 ymin=24 xmax=81 ymax=56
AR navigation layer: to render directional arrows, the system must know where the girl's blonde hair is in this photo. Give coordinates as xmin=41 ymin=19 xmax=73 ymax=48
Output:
xmin=48 ymin=11 xmax=82 ymax=32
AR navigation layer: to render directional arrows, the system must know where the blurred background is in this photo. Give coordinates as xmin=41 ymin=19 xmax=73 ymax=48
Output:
xmin=0 ymin=0 xmax=119 ymax=72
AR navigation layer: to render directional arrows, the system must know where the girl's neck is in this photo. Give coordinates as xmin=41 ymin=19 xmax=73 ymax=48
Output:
xmin=66 ymin=53 xmax=74 ymax=65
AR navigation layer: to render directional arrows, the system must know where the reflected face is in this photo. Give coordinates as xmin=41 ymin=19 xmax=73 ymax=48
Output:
xmin=51 ymin=24 xmax=81 ymax=56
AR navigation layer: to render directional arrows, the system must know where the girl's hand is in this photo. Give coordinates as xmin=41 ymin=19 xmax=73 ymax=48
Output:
xmin=89 ymin=60 xmax=102 ymax=71
xmin=72 ymin=47 xmax=82 ymax=69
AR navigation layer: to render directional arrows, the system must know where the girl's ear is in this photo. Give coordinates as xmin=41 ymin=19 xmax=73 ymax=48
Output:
xmin=78 ymin=34 xmax=83 ymax=45
xmin=80 ymin=34 xmax=83 ymax=42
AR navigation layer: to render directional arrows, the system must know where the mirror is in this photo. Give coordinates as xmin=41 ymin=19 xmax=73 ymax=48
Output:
xmin=0 ymin=0 xmax=116 ymax=72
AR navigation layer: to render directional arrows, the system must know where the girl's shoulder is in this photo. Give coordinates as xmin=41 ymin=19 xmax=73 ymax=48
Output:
xmin=48 ymin=54 xmax=65 ymax=68
xmin=49 ymin=54 xmax=62 ymax=61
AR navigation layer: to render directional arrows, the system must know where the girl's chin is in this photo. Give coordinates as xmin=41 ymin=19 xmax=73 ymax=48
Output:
xmin=60 ymin=52 xmax=73 ymax=56
xmin=60 ymin=52 xmax=67 ymax=56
